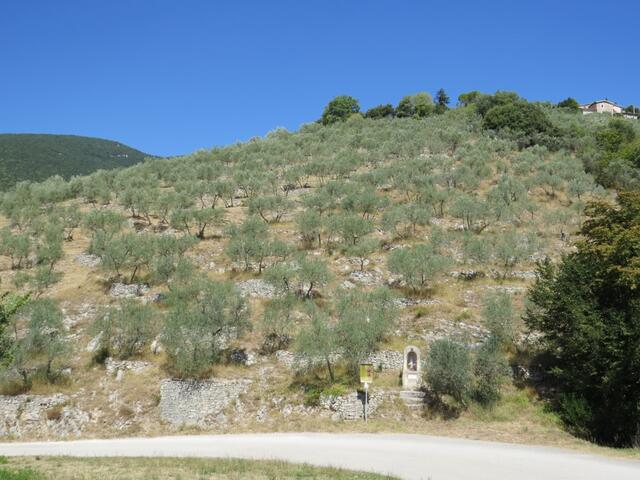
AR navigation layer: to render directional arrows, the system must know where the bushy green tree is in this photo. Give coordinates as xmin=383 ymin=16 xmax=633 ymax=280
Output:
xmin=321 ymin=96 xmax=360 ymax=125
xmin=482 ymin=291 xmax=515 ymax=349
xmin=557 ymin=97 xmax=580 ymax=113
xmin=473 ymin=337 xmax=510 ymax=406
xmin=149 ymin=235 xmax=196 ymax=286
xmin=450 ymin=193 xmax=491 ymax=233
xmin=248 ymin=195 xmax=293 ymax=223
xmin=327 ymin=213 xmax=373 ymax=246
xmin=264 ymin=255 xmax=331 ymax=298
xmin=493 ymin=229 xmax=537 ymax=278
xmin=364 ymin=104 xmax=395 ymax=119
xmin=525 ymin=192 xmax=640 ymax=446
xmin=483 ymin=101 xmax=553 ymax=138
xmin=396 ymin=92 xmax=434 ymax=118
xmin=96 ymin=233 xmax=156 ymax=283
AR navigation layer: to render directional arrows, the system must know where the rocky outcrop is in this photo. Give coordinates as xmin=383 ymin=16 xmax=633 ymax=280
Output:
xmin=236 ymin=279 xmax=276 ymax=299
xmin=159 ymin=378 xmax=252 ymax=427
xmin=0 ymin=394 xmax=89 ymax=438
xmin=109 ymin=283 xmax=150 ymax=298
xmin=74 ymin=253 xmax=101 ymax=267
xmin=105 ymin=358 xmax=150 ymax=379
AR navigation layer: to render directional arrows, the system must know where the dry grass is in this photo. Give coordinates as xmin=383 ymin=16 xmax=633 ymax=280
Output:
xmin=0 ymin=457 xmax=397 ymax=480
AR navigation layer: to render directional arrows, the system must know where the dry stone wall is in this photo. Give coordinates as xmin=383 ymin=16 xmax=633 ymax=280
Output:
xmin=319 ymin=390 xmax=387 ymax=421
xmin=276 ymin=350 xmax=402 ymax=371
xmin=159 ymin=378 xmax=252 ymax=427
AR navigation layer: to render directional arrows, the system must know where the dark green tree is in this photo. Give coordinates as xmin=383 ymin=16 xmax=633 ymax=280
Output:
xmin=525 ymin=192 xmax=640 ymax=446
xmin=321 ymin=96 xmax=360 ymax=125
xmin=435 ymin=88 xmax=450 ymax=114
xmin=557 ymin=97 xmax=580 ymax=113
xmin=364 ymin=104 xmax=395 ymax=119
xmin=483 ymin=102 xmax=553 ymax=138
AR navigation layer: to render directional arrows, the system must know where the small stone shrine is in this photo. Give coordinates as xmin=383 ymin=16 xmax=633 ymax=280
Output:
xmin=402 ymin=345 xmax=421 ymax=389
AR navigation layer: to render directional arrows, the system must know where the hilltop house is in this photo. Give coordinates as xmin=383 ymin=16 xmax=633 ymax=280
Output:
xmin=580 ymin=99 xmax=637 ymax=119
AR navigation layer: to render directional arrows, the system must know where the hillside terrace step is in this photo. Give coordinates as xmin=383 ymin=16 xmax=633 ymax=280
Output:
xmin=399 ymin=390 xmax=427 ymax=408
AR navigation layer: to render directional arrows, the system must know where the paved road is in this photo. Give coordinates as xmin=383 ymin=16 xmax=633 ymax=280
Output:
xmin=1 ymin=433 xmax=639 ymax=480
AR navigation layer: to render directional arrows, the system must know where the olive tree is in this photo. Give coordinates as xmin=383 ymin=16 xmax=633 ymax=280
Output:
xmin=9 ymin=298 xmax=68 ymax=386
xmin=264 ymin=255 xmax=331 ymax=298
xmin=162 ymin=279 xmax=250 ymax=378
xmin=0 ymin=229 xmax=32 ymax=269
xmin=388 ymin=243 xmax=452 ymax=290
xmin=93 ymin=300 xmax=157 ymax=360
xmin=225 ymin=216 xmax=289 ymax=272
xmin=425 ymin=338 xmax=472 ymax=406
xmin=295 ymin=302 xmax=338 ymax=381
xmin=260 ymin=294 xmax=297 ymax=353
xmin=296 ymin=210 xmax=323 ymax=247
xmin=248 ymin=195 xmax=293 ymax=223
xmin=335 ymin=287 xmax=396 ymax=376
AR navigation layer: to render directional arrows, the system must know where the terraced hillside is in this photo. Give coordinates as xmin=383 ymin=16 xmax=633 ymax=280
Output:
xmin=0 ymin=96 xmax=638 ymax=449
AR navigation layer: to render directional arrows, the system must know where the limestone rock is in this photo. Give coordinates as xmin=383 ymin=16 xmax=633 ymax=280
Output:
xmin=109 ymin=283 xmax=150 ymax=298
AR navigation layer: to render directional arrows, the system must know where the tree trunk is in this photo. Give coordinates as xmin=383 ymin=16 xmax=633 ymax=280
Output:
xmin=326 ymin=357 xmax=335 ymax=382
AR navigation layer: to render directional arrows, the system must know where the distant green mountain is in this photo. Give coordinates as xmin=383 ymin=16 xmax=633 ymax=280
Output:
xmin=0 ymin=134 xmax=152 ymax=190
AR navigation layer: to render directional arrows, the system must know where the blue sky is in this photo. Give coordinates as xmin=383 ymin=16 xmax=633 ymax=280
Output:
xmin=1 ymin=1 xmax=638 ymax=156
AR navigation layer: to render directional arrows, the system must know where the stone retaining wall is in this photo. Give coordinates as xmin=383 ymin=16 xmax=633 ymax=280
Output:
xmin=319 ymin=390 xmax=387 ymax=421
xmin=159 ymin=378 xmax=252 ymax=427
xmin=276 ymin=350 xmax=403 ymax=371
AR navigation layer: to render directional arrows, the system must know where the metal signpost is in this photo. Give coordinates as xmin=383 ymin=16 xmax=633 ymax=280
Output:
xmin=359 ymin=363 xmax=373 ymax=423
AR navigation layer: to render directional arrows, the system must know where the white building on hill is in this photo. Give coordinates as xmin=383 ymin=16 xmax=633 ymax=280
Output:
xmin=580 ymin=99 xmax=637 ymax=119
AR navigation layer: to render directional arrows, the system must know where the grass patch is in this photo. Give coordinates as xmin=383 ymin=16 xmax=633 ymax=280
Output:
xmin=0 ymin=457 xmax=397 ymax=480
xmin=0 ymin=467 xmax=42 ymax=480
xmin=291 ymin=365 xmax=356 ymax=406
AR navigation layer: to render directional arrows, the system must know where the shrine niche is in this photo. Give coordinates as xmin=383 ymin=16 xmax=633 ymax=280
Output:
xmin=402 ymin=345 xmax=421 ymax=389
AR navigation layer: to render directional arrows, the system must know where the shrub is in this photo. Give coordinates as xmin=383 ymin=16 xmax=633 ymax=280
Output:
xmin=473 ymin=338 xmax=510 ymax=406
xmin=482 ymin=292 xmax=515 ymax=349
